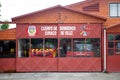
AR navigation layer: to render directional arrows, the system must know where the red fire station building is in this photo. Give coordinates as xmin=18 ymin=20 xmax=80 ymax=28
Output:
xmin=0 ymin=0 xmax=120 ymax=72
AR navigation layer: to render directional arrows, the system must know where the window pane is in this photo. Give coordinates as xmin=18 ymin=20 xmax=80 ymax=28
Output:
xmin=115 ymin=34 xmax=120 ymax=40
xmin=73 ymin=38 xmax=91 ymax=57
xmin=45 ymin=38 xmax=58 ymax=57
xmin=86 ymin=39 xmax=93 ymax=52
xmin=108 ymin=42 xmax=114 ymax=48
xmin=18 ymin=39 xmax=30 ymax=57
xmin=115 ymin=42 xmax=120 ymax=48
xmin=115 ymin=49 xmax=120 ymax=54
xmin=60 ymin=38 xmax=71 ymax=57
xmin=118 ymin=4 xmax=120 ymax=16
xmin=31 ymin=39 xmax=43 ymax=57
xmin=73 ymin=38 xmax=100 ymax=57
xmin=110 ymin=4 xmax=117 ymax=17
xmin=108 ymin=34 xmax=114 ymax=41
xmin=73 ymin=38 xmax=85 ymax=52
xmin=108 ymin=49 xmax=114 ymax=55
xmin=0 ymin=40 xmax=16 ymax=58
xmin=115 ymin=41 xmax=120 ymax=54
xmin=87 ymin=38 xmax=100 ymax=57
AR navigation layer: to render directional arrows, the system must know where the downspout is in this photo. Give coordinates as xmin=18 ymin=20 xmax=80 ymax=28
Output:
xmin=103 ymin=28 xmax=107 ymax=72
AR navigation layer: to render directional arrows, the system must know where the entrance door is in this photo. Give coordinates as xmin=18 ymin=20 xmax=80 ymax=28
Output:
xmin=107 ymin=34 xmax=120 ymax=72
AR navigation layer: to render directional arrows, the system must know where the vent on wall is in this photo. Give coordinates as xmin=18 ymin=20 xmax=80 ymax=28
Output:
xmin=83 ymin=3 xmax=99 ymax=11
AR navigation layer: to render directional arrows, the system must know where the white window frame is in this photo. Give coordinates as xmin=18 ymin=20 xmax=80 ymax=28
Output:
xmin=109 ymin=3 xmax=120 ymax=17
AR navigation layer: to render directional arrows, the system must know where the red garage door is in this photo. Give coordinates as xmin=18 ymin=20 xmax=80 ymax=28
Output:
xmin=16 ymin=24 xmax=58 ymax=72
xmin=16 ymin=23 xmax=102 ymax=72
xmin=58 ymin=24 xmax=102 ymax=71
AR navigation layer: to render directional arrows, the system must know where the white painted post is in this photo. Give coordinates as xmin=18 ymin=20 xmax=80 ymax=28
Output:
xmin=103 ymin=28 xmax=107 ymax=72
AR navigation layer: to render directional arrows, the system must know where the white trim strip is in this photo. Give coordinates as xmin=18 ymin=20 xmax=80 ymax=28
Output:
xmin=104 ymin=29 xmax=107 ymax=72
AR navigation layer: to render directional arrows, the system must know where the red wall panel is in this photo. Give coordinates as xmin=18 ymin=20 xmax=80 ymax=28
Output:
xmin=16 ymin=58 xmax=57 ymax=72
xmin=107 ymin=55 xmax=120 ymax=72
xmin=0 ymin=58 xmax=16 ymax=72
xmin=58 ymin=58 xmax=101 ymax=71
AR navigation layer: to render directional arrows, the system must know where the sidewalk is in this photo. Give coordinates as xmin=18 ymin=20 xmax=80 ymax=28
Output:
xmin=0 ymin=72 xmax=120 ymax=80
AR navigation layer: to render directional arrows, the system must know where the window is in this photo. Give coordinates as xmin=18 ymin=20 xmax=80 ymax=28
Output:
xmin=88 ymin=38 xmax=100 ymax=57
xmin=60 ymin=38 xmax=100 ymax=57
xmin=31 ymin=38 xmax=43 ymax=57
xmin=108 ymin=34 xmax=114 ymax=55
xmin=45 ymin=38 xmax=58 ymax=57
xmin=118 ymin=4 xmax=120 ymax=16
xmin=18 ymin=38 xmax=101 ymax=58
xmin=115 ymin=42 xmax=120 ymax=54
xmin=73 ymin=38 xmax=85 ymax=52
xmin=18 ymin=39 xmax=30 ymax=57
xmin=18 ymin=38 xmax=58 ymax=58
xmin=110 ymin=3 xmax=120 ymax=17
xmin=60 ymin=38 xmax=71 ymax=57
xmin=107 ymin=34 xmax=120 ymax=55
xmin=73 ymin=38 xmax=100 ymax=57
xmin=108 ymin=42 xmax=114 ymax=48
xmin=108 ymin=34 xmax=114 ymax=40
xmin=115 ymin=34 xmax=120 ymax=40
xmin=0 ymin=40 xmax=16 ymax=58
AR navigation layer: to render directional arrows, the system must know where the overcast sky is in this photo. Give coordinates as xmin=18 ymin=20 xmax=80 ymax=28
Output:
xmin=1 ymin=0 xmax=84 ymax=21
xmin=0 ymin=0 xmax=84 ymax=28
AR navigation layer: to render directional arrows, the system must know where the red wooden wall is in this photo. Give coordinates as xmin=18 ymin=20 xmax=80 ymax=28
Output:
xmin=0 ymin=58 xmax=16 ymax=72
xmin=15 ymin=23 xmax=102 ymax=72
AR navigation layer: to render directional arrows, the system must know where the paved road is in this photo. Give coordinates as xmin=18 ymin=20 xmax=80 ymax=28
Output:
xmin=0 ymin=72 xmax=120 ymax=80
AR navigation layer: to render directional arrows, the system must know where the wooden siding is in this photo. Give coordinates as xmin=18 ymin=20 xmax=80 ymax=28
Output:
xmin=107 ymin=24 xmax=120 ymax=33
xmin=12 ymin=7 xmax=105 ymax=24
xmin=66 ymin=0 xmax=120 ymax=28
xmin=66 ymin=0 xmax=100 ymax=16
xmin=0 ymin=28 xmax=16 ymax=40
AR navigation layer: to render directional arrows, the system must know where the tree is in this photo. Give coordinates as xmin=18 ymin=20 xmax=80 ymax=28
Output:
xmin=1 ymin=23 xmax=9 ymax=30
xmin=0 ymin=3 xmax=9 ymax=30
